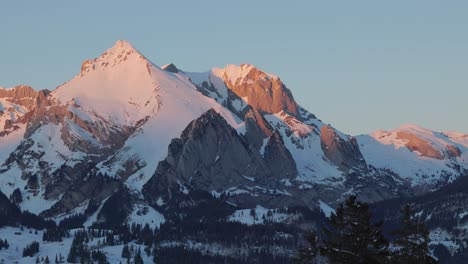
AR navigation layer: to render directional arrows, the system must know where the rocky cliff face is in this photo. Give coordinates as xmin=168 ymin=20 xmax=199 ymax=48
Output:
xmin=221 ymin=64 xmax=298 ymax=115
xmin=320 ymin=125 xmax=366 ymax=170
xmin=143 ymin=109 xmax=299 ymax=210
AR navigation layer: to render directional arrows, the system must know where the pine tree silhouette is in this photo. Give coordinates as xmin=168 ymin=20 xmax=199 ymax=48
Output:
xmin=295 ymin=196 xmax=389 ymax=264
xmin=391 ymin=204 xmax=438 ymax=264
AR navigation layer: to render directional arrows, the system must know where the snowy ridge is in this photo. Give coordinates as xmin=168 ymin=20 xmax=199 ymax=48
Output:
xmin=443 ymin=131 xmax=468 ymax=148
xmin=222 ymin=64 xmax=279 ymax=84
xmin=357 ymin=124 xmax=468 ymax=186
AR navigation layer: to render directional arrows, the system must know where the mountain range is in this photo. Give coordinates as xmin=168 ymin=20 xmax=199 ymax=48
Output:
xmin=1 ymin=40 xmax=467 ymax=263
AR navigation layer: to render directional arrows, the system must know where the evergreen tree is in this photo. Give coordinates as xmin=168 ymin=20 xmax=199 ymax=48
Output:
xmin=391 ymin=204 xmax=438 ymax=264
xmin=322 ymin=196 xmax=388 ymax=263
xmin=23 ymin=241 xmax=40 ymax=257
xmin=121 ymin=243 xmax=131 ymax=259
xmin=92 ymin=250 xmax=108 ymax=264
xmin=293 ymin=232 xmax=320 ymax=264
xmin=134 ymin=249 xmax=144 ymax=264
xmin=295 ymin=196 xmax=389 ymax=264
xmin=0 ymin=238 xmax=9 ymax=250
xmin=10 ymin=188 xmax=23 ymax=204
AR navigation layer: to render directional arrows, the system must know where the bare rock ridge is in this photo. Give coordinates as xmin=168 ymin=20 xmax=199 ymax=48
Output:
xmin=221 ymin=64 xmax=299 ymax=115
xmin=0 ymin=85 xmax=39 ymax=99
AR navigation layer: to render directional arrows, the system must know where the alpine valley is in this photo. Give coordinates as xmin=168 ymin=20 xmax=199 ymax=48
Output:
xmin=1 ymin=40 xmax=467 ymax=263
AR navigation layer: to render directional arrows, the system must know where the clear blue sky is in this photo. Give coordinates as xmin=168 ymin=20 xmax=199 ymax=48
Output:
xmin=1 ymin=0 xmax=467 ymax=135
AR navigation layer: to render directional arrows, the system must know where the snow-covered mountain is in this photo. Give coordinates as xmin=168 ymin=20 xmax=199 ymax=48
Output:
xmin=1 ymin=40 xmax=467 ymax=263
xmin=358 ymin=124 xmax=468 ymax=192
xmin=0 ymin=40 xmax=466 ymax=216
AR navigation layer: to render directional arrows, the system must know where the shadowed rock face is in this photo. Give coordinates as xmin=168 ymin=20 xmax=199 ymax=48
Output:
xmin=40 ymin=175 xmax=122 ymax=218
xmin=263 ymin=131 xmax=298 ymax=179
xmin=446 ymin=144 xmax=462 ymax=158
xmin=320 ymin=125 xmax=366 ymax=170
xmin=143 ymin=109 xmax=269 ymax=199
xmin=143 ymin=109 xmax=302 ymax=210
xmin=396 ymin=132 xmax=444 ymax=160
xmin=243 ymin=108 xmax=273 ymax=149
xmin=161 ymin=63 xmax=180 ymax=73
xmin=222 ymin=65 xmax=298 ymax=115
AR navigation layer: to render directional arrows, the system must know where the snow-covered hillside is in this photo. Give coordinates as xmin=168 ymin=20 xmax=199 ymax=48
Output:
xmin=357 ymin=124 xmax=468 ymax=188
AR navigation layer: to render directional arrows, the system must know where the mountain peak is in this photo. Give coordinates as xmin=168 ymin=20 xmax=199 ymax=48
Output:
xmin=79 ymin=40 xmax=149 ymax=77
xmin=216 ymin=64 xmax=297 ymax=115
xmin=52 ymin=40 xmax=162 ymax=126
xmin=113 ymin=40 xmax=136 ymax=50
xmin=106 ymin=40 xmax=141 ymax=56
xmin=221 ymin=64 xmax=278 ymax=85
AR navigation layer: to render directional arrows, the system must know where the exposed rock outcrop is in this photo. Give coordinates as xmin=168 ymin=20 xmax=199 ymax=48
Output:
xmin=263 ymin=131 xmax=297 ymax=179
xmin=396 ymin=132 xmax=444 ymax=160
xmin=222 ymin=64 xmax=299 ymax=115
xmin=243 ymin=108 xmax=273 ymax=149
xmin=0 ymin=85 xmax=38 ymax=99
xmin=162 ymin=63 xmax=181 ymax=73
xmin=320 ymin=125 xmax=366 ymax=170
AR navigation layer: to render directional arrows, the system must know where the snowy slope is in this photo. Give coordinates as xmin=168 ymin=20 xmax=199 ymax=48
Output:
xmin=0 ymin=227 xmax=154 ymax=264
xmin=357 ymin=124 xmax=468 ymax=187
xmin=0 ymin=88 xmax=35 ymax=164
xmin=0 ymin=124 xmax=26 ymax=165
xmin=0 ymin=98 xmax=28 ymax=129
xmin=0 ymin=123 xmax=81 ymax=214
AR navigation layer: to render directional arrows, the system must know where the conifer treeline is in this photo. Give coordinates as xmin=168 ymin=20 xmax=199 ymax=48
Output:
xmin=295 ymin=196 xmax=438 ymax=264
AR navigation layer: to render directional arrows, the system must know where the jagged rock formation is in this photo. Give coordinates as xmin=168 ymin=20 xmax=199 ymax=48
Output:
xmin=221 ymin=64 xmax=298 ymax=115
xmin=320 ymin=125 xmax=366 ymax=170
xmin=143 ymin=109 xmax=299 ymax=210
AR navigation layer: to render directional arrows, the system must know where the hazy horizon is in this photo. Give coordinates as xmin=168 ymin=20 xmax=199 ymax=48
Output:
xmin=1 ymin=0 xmax=467 ymax=135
